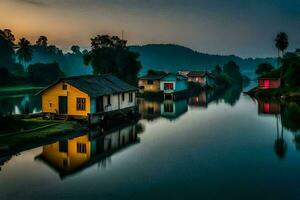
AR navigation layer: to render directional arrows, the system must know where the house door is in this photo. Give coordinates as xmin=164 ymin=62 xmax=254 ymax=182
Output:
xmin=96 ymin=96 xmax=104 ymax=112
xmin=58 ymin=96 xmax=68 ymax=114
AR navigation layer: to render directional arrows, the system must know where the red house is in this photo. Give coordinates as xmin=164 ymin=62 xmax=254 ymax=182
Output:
xmin=258 ymin=78 xmax=281 ymax=89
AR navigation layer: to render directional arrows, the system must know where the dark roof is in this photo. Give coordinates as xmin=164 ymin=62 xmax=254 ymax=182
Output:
xmin=139 ymin=71 xmax=167 ymax=80
xmin=162 ymin=73 xmax=187 ymax=80
xmin=36 ymin=75 xmax=138 ymax=97
xmin=187 ymin=71 xmax=211 ymax=77
xmin=258 ymin=69 xmax=281 ymax=79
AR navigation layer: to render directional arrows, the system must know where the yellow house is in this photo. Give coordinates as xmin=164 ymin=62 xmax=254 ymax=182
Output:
xmin=138 ymin=71 xmax=167 ymax=93
xmin=36 ymin=75 xmax=138 ymax=117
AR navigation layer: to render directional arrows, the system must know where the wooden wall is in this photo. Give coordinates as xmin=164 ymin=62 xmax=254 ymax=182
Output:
xmin=41 ymin=81 xmax=90 ymax=116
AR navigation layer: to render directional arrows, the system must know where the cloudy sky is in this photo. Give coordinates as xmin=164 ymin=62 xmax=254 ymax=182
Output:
xmin=0 ymin=0 xmax=299 ymax=57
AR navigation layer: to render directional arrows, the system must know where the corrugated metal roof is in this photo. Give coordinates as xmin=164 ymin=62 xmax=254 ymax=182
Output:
xmin=139 ymin=71 xmax=167 ymax=80
xmin=36 ymin=74 xmax=138 ymax=97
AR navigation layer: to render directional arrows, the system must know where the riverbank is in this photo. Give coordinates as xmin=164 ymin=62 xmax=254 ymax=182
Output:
xmin=0 ymin=118 xmax=87 ymax=150
xmin=0 ymin=85 xmax=44 ymax=96
xmin=245 ymin=86 xmax=300 ymax=101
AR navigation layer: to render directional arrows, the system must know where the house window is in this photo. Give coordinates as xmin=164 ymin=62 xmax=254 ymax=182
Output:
xmin=147 ymin=80 xmax=154 ymax=85
xmin=129 ymin=92 xmax=133 ymax=102
xmin=107 ymin=95 xmax=111 ymax=105
xmin=263 ymin=103 xmax=270 ymax=113
xmin=62 ymin=84 xmax=67 ymax=90
xmin=264 ymin=80 xmax=270 ymax=88
xmin=122 ymin=93 xmax=125 ymax=101
xmin=164 ymin=103 xmax=174 ymax=113
xmin=164 ymin=83 xmax=174 ymax=90
xmin=76 ymin=98 xmax=86 ymax=111
xmin=77 ymin=143 xmax=87 ymax=153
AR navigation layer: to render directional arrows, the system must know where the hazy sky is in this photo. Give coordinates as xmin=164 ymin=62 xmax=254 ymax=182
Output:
xmin=1 ymin=0 xmax=299 ymax=57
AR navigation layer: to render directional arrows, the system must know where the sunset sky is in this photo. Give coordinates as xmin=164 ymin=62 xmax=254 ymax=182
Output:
xmin=1 ymin=0 xmax=300 ymax=57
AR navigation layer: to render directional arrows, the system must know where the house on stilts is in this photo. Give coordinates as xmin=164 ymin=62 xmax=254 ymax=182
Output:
xmin=36 ymin=75 xmax=138 ymax=124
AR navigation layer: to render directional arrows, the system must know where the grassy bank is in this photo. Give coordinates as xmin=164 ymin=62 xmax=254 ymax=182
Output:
xmin=0 ymin=85 xmax=44 ymax=96
xmin=0 ymin=118 xmax=87 ymax=148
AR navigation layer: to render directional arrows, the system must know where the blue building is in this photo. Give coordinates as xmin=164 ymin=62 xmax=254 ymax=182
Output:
xmin=159 ymin=73 xmax=188 ymax=99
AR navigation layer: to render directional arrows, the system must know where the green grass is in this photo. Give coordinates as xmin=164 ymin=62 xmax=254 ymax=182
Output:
xmin=0 ymin=119 xmax=84 ymax=147
xmin=0 ymin=85 xmax=45 ymax=96
xmin=0 ymin=118 xmax=54 ymax=135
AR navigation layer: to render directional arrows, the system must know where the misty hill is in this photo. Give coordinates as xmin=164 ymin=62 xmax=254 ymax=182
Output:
xmin=129 ymin=44 xmax=277 ymax=77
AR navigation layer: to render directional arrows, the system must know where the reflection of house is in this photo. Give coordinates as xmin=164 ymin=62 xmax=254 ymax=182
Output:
xmin=138 ymin=99 xmax=161 ymax=121
xmin=189 ymin=91 xmax=208 ymax=108
xmin=35 ymin=123 xmax=141 ymax=179
xmin=258 ymin=100 xmax=281 ymax=115
xmin=36 ymin=75 xmax=137 ymax=117
xmin=138 ymin=71 xmax=167 ymax=93
xmin=187 ymin=71 xmax=215 ymax=87
xmin=160 ymin=99 xmax=188 ymax=120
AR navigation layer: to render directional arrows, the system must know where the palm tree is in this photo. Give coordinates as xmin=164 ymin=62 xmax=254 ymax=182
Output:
xmin=275 ymin=32 xmax=289 ymax=66
xmin=16 ymin=38 xmax=32 ymax=72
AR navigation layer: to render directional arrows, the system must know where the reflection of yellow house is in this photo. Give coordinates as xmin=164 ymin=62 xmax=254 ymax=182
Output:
xmin=36 ymin=123 xmax=142 ymax=179
xmin=40 ymin=135 xmax=91 ymax=172
xmin=138 ymin=99 xmax=161 ymax=121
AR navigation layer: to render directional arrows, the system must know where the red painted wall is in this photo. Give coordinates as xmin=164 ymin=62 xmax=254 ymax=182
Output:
xmin=258 ymin=79 xmax=281 ymax=89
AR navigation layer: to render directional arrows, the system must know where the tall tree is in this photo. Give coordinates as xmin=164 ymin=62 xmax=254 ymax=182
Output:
xmin=275 ymin=32 xmax=289 ymax=65
xmin=16 ymin=38 xmax=32 ymax=71
xmin=84 ymin=35 xmax=141 ymax=85
xmin=36 ymin=35 xmax=48 ymax=47
xmin=0 ymin=29 xmax=15 ymax=69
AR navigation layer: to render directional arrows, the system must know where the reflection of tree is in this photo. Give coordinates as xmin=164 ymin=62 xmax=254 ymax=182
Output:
xmin=212 ymin=85 xmax=243 ymax=106
xmin=281 ymin=102 xmax=300 ymax=150
xmin=274 ymin=115 xmax=287 ymax=159
xmin=281 ymin=102 xmax=300 ymax=132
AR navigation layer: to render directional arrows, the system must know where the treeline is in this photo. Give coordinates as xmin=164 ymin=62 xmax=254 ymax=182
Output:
xmin=0 ymin=29 xmax=142 ymax=86
xmin=211 ymin=61 xmax=250 ymax=87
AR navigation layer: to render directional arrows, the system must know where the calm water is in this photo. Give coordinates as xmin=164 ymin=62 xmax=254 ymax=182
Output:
xmin=1 ymin=84 xmax=300 ymax=200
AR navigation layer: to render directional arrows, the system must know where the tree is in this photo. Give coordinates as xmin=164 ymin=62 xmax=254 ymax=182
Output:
xmin=71 ymin=45 xmax=81 ymax=54
xmin=84 ymin=35 xmax=142 ymax=85
xmin=212 ymin=65 xmax=222 ymax=75
xmin=223 ymin=61 xmax=243 ymax=83
xmin=281 ymin=52 xmax=300 ymax=87
xmin=0 ymin=29 xmax=15 ymax=69
xmin=27 ymin=62 xmax=64 ymax=84
xmin=275 ymin=32 xmax=289 ymax=66
xmin=16 ymin=38 xmax=32 ymax=71
xmin=255 ymin=63 xmax=274 ymax=76
xmin=36 ymin=35 xmax=48 ymax=47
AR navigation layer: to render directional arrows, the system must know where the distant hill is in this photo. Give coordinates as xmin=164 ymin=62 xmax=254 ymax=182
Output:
xmin=129 ymin=44 xmax=276 ymax=78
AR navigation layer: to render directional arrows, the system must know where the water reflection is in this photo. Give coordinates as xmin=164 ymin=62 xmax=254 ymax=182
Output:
xmin=257 ymin=99 xmax=300 ymax=158
xmin=139 ymin=86 xmax=243 ymax=121
xmin=0 ymin=94 xmax=41 ymax=116
xmin=35 ymin=121 xmax=144 ymax=179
